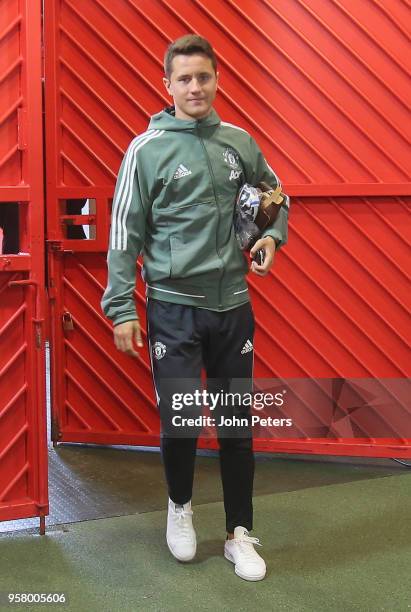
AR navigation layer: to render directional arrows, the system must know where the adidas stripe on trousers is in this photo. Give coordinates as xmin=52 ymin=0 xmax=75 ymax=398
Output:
xmin=146 ymin=298 xmax=255 ymax=533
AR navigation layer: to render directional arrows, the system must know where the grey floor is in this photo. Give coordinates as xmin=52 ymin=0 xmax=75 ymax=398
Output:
xmin=0 ymin=442 xmax=406 ymax=535
xmin=0 ymin=445 xmax=410 ymax=612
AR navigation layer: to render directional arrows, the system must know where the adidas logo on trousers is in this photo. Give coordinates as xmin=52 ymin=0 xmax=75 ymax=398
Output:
xmin=241 ymin=340 xmax=253 ymax=354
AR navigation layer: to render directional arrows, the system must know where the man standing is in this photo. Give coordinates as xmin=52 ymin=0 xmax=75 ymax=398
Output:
xmin=102 ymin=35 xmax=289 ymax=581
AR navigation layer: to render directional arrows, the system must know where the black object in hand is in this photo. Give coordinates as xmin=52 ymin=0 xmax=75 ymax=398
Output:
xmin=253 ymin=249 xmax=265 ymax=266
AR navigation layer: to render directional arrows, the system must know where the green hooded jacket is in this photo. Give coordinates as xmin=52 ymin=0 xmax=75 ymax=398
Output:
xmin=101 ymin=107 xmax=290 ymax=326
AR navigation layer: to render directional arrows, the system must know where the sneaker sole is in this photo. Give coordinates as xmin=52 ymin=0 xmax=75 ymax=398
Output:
xmin=167 ymin=536 xmax=196 ymax=562
xmin=224 ymin=549 xmax=266 ymax=582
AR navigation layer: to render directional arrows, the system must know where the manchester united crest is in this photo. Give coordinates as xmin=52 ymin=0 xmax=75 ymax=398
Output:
xmin=152 ymin=341 xmax=167 ymax=360
xmin=223 ymin=147 xmax=240 ymax=170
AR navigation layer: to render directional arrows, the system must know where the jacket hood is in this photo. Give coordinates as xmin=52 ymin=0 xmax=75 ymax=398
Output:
xmin=148 ymin=106 xmax=221 ymax=131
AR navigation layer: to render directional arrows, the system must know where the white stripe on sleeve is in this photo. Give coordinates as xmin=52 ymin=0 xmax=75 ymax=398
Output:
xmin=111 ymin=129 xmax=164 ymax=250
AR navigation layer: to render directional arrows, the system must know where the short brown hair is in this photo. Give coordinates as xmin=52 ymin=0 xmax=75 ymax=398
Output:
xmin=164 ymin=34 xmax=217 ymax=79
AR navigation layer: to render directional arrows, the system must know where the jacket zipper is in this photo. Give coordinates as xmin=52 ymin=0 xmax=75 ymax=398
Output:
xmin=196 ymin=124 xmax=224 ymax=308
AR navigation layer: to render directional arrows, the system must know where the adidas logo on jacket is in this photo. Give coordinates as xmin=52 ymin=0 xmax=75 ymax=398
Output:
xmin=173 ymin=164 xmax=192 ymax=179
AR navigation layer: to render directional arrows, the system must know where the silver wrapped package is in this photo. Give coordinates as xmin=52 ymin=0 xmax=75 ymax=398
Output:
xmin=233 ymin=183 xmax=261 ymax=250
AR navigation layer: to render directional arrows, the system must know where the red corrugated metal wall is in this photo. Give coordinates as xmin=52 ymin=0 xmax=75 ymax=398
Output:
xmin=44 ymin=0 xmax=411 ymax=456
xmin=0 ymin=0 xmax=48 ymax=528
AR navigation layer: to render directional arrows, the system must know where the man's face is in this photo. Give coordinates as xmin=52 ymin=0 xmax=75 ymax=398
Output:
xmin=163 ymin=53 xmax=218 ymax=121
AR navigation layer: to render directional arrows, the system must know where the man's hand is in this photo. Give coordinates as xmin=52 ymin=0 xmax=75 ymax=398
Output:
xmin=250 ymin=236 xmax=277 ymax=276
xmin=113 ymin=319 xmax=143 ymax=357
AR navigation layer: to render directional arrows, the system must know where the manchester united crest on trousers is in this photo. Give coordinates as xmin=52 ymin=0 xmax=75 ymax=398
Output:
xmin=152 ymin=341 xmax=167 ymax=360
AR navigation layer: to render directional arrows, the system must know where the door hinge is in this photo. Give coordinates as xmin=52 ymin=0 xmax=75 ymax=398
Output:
xmin=47 ymin=240 xmax=73 ymax=254
xmin=51 ymin=416 xmax=62 ymax=443
xmin=48 ymin=277 xmax=57 ymax=300
xmin=33 ymin=318 xmax=44 ymax=349
xmin=17 ymin=108 xmax=28 ymax=150
xmin=47 ymin=240 xmax=64 ymax=252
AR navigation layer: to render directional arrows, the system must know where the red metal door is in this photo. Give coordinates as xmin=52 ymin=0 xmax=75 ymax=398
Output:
xmin=44 ymin=0 xmax=160 ymax=446
xmin=44 ymin=1 xmax=411 ymax=456
xmin=0 ymin=0 xmax=48 ymax=529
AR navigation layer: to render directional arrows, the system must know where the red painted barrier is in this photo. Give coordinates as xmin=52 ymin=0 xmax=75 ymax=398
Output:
xmin=44 ymin=0 xmax=410 ymax=457
xmin=0 ymin=0 xmax=48 ymax=530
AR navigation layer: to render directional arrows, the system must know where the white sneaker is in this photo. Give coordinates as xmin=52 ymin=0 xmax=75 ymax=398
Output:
xmin=224 ymin=526 xmax=266 ymax=581
xmin=166 ymin=498 xmax=196 ymax=562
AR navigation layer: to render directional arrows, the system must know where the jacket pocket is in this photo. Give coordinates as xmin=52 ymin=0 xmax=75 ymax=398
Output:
xmin=169 ymin=235 xmax=186 ymax=278
xmin=167 ymin=201 xmax=220 ymax=281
